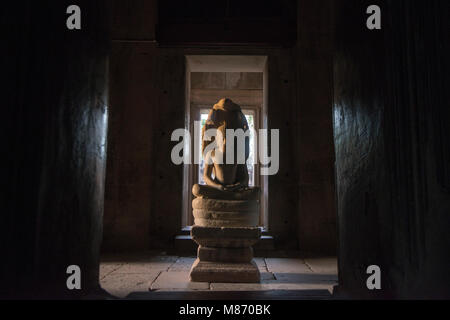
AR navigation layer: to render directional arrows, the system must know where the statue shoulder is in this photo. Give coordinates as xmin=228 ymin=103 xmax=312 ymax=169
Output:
xmin=238 ymin=111 xmax=249 ymax=130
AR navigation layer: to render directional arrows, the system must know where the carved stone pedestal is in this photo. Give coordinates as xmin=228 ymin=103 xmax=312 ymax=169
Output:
xmin=189 ymin=226 xmax=261 ymax=283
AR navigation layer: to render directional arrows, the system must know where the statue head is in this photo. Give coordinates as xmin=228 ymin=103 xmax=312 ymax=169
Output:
xmin=201 ymin=98 xmax=250 ymax=163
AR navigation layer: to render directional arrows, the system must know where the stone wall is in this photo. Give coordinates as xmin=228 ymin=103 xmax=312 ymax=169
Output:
xmin=104 ymin=43 xmax=186 ymax=250
xmin=2 ymin=0 xmax=448 ymax=299
xmin=103 ymin=0 xmax=337 ymax=254
xmin=2 ymin=0 xmax=110 ymax=298
xmin=333 ymin=0 xmax=450 ymax=298
xmin=295 ymin=0 xmax=337 ymax=254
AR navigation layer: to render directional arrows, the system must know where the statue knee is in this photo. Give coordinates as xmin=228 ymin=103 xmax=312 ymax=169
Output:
xmin=192 ymin=184 xmax=202 ymax=197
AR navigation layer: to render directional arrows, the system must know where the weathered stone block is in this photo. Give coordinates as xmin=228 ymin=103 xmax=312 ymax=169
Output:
xmin=190 ymin=226 xmax=261 ymax=283
xmin=192 ymin=198 xmax=259 ymax=211
xmin=191 ymin=226 xmax=261 ymax=248
xmin=193 ymin=213 xmax=259 ymax=228
xmin=198 ymin=246 xmax=253 ymax=263
xmin=190 ymin=258 xmax=260 ymax=283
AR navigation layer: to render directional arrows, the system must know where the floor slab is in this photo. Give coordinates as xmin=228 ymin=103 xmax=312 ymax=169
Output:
xmin=304 ymin=257 xmax=338 ymax=274
xmin=109 ymin=262 xmax=170 ymax=274
xmin=151 ymin=271 xmax=210 ymax=291
xmin=100 ymin=254 xmax=337 ymax=298
xmin=100 ymin=272 xmax=159 ymax=298
xmin=273 ymin=272 xmax=337 ymax=283
xmin=265 ymin=258 xmax=313 ymax=273
xmin=168 ymin=257 xmax=196 ymax=271
xmin=100 ymin=262 xmax=125 ymax=280
xmin=209 ymin=282 xmax=334 ymax=293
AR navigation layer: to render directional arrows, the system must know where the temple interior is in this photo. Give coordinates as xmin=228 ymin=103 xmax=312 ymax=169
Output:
xmin=2 ymin=0 xmax=449 ymax=299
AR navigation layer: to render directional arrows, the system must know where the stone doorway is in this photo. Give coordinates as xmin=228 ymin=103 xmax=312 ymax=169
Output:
xmin=182 ymin=55 xmax=269 ymax=230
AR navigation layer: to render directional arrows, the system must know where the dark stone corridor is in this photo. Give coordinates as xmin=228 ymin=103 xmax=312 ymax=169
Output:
xmin=1 ymin=0 xmax=449 ymax=300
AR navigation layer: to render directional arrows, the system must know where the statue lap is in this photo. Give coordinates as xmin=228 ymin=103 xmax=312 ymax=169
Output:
xmin=192 ymin=184 xmax=260 ymax=227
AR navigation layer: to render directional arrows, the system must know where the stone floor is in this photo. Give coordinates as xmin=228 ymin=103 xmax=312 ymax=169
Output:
xmin=100 ymin=252 xmax=338 ymax=299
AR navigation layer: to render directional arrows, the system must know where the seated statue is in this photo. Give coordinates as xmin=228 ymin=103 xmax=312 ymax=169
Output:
xmin=190 ymin=99 xmax=261 ymax=283
xmin=192 ymin=98 xmax=259 ymax=201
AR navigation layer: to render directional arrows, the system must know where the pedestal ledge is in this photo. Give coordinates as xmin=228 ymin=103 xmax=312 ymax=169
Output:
xmin=190 ymin=258 xmax=260 ymax=283
xmin=190 ymin=226 xmax=261 ymax=283
xmin=191 ymin=226 xmax=261 ymax=247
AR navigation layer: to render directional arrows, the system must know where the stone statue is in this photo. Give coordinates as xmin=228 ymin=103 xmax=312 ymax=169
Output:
xmin=192 ymin=98 xmax=259 ymax=201
xmin=190 ymin=98 xmax=261 ymax=283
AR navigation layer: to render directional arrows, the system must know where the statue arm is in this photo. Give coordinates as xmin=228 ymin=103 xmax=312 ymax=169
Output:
xmin=225 ymin=164 xmax=249 ymax=191
xmin=203 ymin=154 xmax=224 ymax=190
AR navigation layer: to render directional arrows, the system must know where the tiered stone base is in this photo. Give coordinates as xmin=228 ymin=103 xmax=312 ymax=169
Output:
xmin=189 ymin=226 xmax=261 ymax=283
xmin=192 ymin=198 xmax=259 ymax=227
